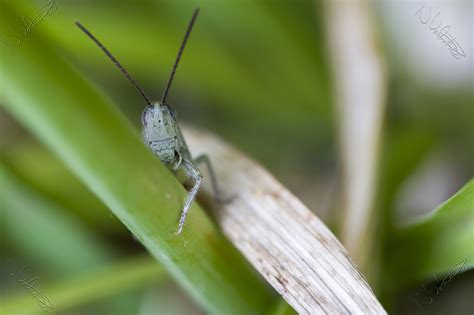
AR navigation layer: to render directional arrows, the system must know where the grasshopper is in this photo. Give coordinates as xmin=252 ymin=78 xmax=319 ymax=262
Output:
xmin=76 ymin=9 xmax=221 ymax=234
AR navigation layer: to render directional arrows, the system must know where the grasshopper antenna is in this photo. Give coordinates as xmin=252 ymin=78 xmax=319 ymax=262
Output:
xmin=161 ymin=8 xmax=199 ymax=104
xmin=75 ymin=21 xmax=152 ymax=106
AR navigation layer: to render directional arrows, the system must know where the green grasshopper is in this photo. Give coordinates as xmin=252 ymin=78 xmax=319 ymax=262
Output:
xmin=76 ymin=9 xmax=221 ymax=234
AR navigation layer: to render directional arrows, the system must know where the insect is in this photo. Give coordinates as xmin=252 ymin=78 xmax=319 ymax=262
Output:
xmin=76 ymin=8 xmax=221 ymax=234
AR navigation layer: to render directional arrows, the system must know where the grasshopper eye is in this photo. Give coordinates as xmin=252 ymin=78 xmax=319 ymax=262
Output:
xmin=141 ymin=106 xmax=152 ymax=126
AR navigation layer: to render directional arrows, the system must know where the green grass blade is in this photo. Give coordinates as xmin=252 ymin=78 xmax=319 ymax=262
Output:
xmin=2 ymin=142 xmax=122 ymax=233
xmin=1 ymin=163 xmax=115 ymax=274
xmin=1 ymin=163 xmax=144 ymax=315
xmin=0 ymin=255 xmax=165 ymax=315
xmin=386 ymin=179 xmax=474 ymax=289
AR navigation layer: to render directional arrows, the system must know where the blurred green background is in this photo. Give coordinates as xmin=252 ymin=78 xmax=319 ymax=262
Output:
xmin=1 ymin=0 xmax=473 ymax=314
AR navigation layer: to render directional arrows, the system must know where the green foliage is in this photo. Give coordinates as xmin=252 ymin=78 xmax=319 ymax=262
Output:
xmin=387 ymin=179 xmax=474 ymax=288
xmin=1 ymin=254 xmax=165 ymax=315
xmin=0 ymin=2 xmax=275 ymax=314
xmin=2 ymin=143 xmax=121 ymax=232
xmin=1 ymin=0 xmax=472 ymax=313
xmin=1 ymin=164 xmax=116 ymax=275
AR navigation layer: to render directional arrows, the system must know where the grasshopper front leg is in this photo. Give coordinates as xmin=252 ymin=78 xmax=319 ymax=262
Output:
xmin=176 ymin=158 xmax=202 ymax=234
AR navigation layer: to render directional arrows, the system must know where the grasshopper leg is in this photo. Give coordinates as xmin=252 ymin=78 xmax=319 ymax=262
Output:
xmin=193 ymin=154 xmax=224 ymax=202
xmin=176 ymin=159 xmax=202 ymax=234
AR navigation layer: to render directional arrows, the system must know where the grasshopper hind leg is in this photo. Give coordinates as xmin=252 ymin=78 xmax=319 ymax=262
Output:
xmin=194 ymin=154 xmax=225 ymax=202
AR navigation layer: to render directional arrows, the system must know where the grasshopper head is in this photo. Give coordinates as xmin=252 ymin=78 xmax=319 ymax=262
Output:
xmin=142 ymin=102 xmax=178 ymax=143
